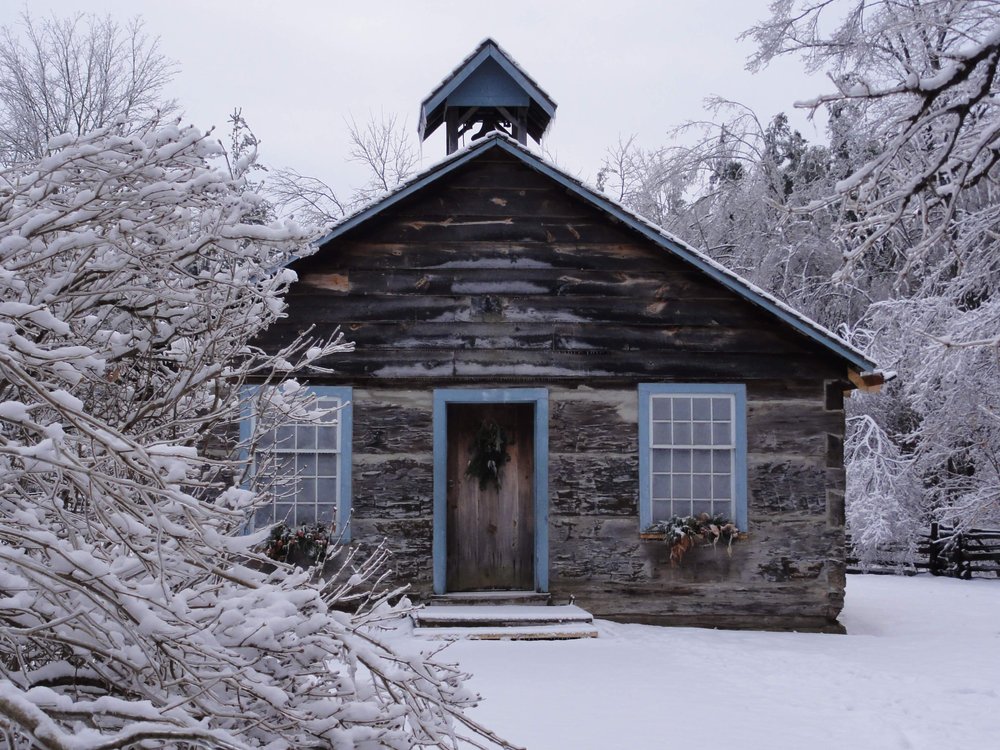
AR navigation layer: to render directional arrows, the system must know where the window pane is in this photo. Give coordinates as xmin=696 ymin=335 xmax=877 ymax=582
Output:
xmin=693 ymin=422 xmax=712 ymax=445
xmin=672 ymin=449 xmax=691 ymax=472
xmin=275 ymin=425 xmax=295 ymax=449
xmin=317 ymin=453 xmax=339 ymax=476
xmin=713 ymin=500 xmax=734 ymax=517
xmin=692 ymin=500 xmax=712 ymax=516
xmin=692 ymin=398 xmax=711 ymax=420
xmin=673 ymin=397 xmax=691 ymax=420
xmin=712 ymin=422 xmax=731 ymax=446
xmin=671 ymin=475 xmax=691 ymax=499
xmin=317 ymin=400 xmax=340 ymax=424
xmin=692 ymin=474 xmax=712 ymax=498
xmin=276 ymin=455 xmax=295 ymax=475
xmin=713 ymin=474 xmax=731 ymax=500
xmin=652 ymin=474 xmax=670 ymax=499
xmin=652 ymin=422 xmax=671 ymax=445
xmin=317 ymin=477 xmax=338 ymax=502
xmin=673 ymin=423 xmax=692 ymax=446
xmin=713 ymin=450 xmax=731 ymax=472
xmin=317 ymin=426 xmax=339 ymax=450
xmin=296 ymin=505 xmax=316 ymax=525
xmin=297 ymin=426 xmax=316 ymax=450
xmin=712 ymin=397 xmax=731 ymax=420
xmin=693 ymin=450 xmax=712 ymax=472
xmin=297 ymin=479 xmax=316 ymax=504
xmin=275 ymin=504 xmax=294 ymax=524
xmin=297 ymin=454 xmax=317 ymax=476
xmin=651 ymin=499 xmax=672 ymax=522
xmin=317 ymin=503 xmax=336 ymax=523
xmin=652 ymin=449 xmax=671 ymax=472
xmin=259 ymin=429 xmax=275 ymax=449
xmin=651 ymin=397 xmax=671 ymax=420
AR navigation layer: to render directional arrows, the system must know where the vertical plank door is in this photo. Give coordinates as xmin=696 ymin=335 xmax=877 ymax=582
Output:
xmin=446 ymin=403 xmax=534 ymax=590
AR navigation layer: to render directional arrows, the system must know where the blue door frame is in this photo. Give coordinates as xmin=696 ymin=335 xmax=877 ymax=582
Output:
xmin=432 ymin=388 xmax=549 ymax=594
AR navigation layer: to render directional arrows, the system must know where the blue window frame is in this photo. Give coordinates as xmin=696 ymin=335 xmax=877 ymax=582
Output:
xmin=240 ymin=386 xmax=353 ymax=540
xmin=638 ymin=384 xmax=747 ymax=531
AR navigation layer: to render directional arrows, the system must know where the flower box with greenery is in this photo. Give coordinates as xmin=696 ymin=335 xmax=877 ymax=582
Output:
xmin=641 ymin=513 xmax=744 ymax=566
xmin=264 ymin=522 xmax=337 ymax=568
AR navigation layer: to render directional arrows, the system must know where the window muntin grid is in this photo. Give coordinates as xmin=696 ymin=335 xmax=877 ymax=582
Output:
xmin=649 ymin=394 xmax=735 ymax=522
xmin=253 ymin=396 xmax=341 ymax=528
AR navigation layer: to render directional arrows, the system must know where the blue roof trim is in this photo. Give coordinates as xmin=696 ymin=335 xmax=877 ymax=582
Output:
xmin=310 ymin=135 xmax=879 ymax=374
xmin=420 ymin=40 xmax=557 ymax=136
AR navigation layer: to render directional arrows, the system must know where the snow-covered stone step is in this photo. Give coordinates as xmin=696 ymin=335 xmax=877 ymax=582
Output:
xmin=414 ymin=622 xmax=598 ymax=641
xmin=413 ymin=604 xmax=593 ymax=629
xmin=429 ymin=591 xmax=551 ymax=606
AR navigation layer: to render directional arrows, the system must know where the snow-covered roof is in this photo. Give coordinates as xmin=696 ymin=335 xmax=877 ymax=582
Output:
xmin=419 ymin=38 xmax=557 ymax=143
xmin=311 ymin=133 xmax=882 ymax=377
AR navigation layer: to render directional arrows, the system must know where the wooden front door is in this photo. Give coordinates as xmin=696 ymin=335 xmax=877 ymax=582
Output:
xmin=446 ymin=403 xmax=534 ymax=591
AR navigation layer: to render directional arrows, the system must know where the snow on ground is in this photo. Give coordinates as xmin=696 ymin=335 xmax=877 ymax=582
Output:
xmin=436 ymin=575 xmax=1000 ymax=749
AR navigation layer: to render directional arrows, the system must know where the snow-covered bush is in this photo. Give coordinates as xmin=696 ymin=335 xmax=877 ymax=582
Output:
xmin=0 ymin=124 xmax=508 ymax=748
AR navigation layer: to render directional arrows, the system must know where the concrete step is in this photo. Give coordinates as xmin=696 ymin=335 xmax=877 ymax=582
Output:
xmin=414 ymin=622 xmax=599 ymax=641
xmin=429 ymin=591 xmax=551 ymax=607
xmin=413 ymin=603 xmax=593 ymax=629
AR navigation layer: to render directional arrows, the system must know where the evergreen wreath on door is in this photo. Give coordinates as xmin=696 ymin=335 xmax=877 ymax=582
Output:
xmin=465 ymin=419 xmax=510 ymax=490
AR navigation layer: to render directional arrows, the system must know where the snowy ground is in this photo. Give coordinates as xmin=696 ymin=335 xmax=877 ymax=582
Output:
xmin=432 ymin=575 xmax=1000 ymax=749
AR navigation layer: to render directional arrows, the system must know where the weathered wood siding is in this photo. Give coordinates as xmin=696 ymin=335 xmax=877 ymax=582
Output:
xmin=547 ymin=383 xmax=846 ymax=632
xmin=260 ymin=150 xmax=849 ymax=630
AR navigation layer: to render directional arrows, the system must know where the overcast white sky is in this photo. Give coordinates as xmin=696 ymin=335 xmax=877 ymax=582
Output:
xmin=1 ymin=1 xmax=831 ymax=195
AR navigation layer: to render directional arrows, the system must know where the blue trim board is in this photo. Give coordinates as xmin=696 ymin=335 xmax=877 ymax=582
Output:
xmin=311 ymin=135 xmax=878 ymax=375
xmin=638 ymin=383 xmax=748 ymax=532
xmin=432 ymin=388 xmax=549 ymax=594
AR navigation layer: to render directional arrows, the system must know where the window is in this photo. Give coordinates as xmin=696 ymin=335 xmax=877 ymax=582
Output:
xmin=638 ymin=384 xmax=746 ymax=531
xmin=241 ymin=386 xmax=352 ymax=539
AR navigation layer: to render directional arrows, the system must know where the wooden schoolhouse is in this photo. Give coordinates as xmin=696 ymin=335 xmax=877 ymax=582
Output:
xmin=251 ymin=39 xmax=885 ymax=632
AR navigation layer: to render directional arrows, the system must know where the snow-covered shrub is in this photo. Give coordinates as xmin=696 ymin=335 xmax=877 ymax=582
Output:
xmin=0 ymin=124 xmax=509 ymax=748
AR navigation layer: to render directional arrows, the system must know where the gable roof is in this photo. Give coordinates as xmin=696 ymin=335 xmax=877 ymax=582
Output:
xmin=419 ymin=38 xmax=557 ymax=143
xmin=312 ymin=133 xmax=882 ymax=378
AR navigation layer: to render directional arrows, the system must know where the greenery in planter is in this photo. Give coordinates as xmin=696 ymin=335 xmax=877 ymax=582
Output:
xmin=264 ymin=522 xmax=335 ymax=567
xmin=465 ymin=419 xmax=510 ymax=490
xmin=644 ymin=513 xmax=741 ymax=566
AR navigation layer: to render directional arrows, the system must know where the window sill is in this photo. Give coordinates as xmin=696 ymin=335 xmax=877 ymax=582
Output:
xmin=639 ymin=531 xmax=749 ymax=542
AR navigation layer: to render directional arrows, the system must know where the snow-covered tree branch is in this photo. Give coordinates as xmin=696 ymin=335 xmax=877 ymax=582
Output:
xmin=0 ymin=123 xmax=511 ymax=749
xmin=745 ymin=0 xmax=1000 ymax=277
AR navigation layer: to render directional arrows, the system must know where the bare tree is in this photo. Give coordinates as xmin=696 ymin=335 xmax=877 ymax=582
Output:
xmin=0 ymin=11 xmax=177 ymax=165
xmin=268 ymin=112 xmax=418 ymax=229
xmin=347 ymin=112 xmax=419 ymax=203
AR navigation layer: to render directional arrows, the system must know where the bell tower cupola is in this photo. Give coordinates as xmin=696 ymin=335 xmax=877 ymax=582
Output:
xmin=419 ymin=39 xmax=557 ymax=155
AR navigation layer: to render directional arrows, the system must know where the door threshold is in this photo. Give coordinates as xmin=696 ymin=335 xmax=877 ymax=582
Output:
xmin=431 ymin=591 xmax=551 ymax=606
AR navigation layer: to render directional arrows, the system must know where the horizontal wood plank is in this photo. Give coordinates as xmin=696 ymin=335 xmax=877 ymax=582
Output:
xmin=298 ymin=267 xmax=729 ymax=299
xmin=309 ymin=349 xmax=844 ymax=380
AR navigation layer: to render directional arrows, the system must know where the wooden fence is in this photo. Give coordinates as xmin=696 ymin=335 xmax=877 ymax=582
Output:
xmin=927 ymin=523 xmax=1000 ymax=579
xmin=847 ymin=524 xmax=1000 ymax=578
